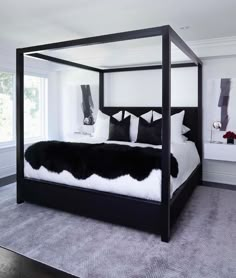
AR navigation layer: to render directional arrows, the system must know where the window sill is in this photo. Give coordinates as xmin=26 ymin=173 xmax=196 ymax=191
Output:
xmin=0 ymin=145 xmax=15 ymax=154
xmin=0 ymin=142 xmax=15 ymax=150
xmin=0 ymin=137 xmax=47 ymax=152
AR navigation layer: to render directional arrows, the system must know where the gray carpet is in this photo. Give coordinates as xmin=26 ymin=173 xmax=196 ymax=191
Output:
xmin=0 ymin=184 xmax=235 ymax=278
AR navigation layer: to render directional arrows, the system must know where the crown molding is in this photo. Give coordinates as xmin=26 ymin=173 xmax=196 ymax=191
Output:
xmin=188 ymin=36 xmax=236 ymax=59
xmin=189 ymin=36 xmax=236 ymax=47
xmin=1 ymin=35 xmax=236 ymax=68
xmin=0 ymin=40 xmax=55 ymax=73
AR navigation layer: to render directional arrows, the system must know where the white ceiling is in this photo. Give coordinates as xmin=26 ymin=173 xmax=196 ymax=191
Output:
xmin=41 ymin=37 xmax=191 ymax=68
xmin=1 ymin=0 xmax=236 ymax=67
xmin=1 ymin=0 xmax=236 ymax=46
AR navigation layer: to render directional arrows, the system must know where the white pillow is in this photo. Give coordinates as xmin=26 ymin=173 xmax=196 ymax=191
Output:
xmin=153 ymin=110 xmax=185 ymax=143
xmin=152 ymin=111 xmax=162 ymax=121
xmin=182 ymin=125 xmax=190 ymax=135
xmin=152 ymin=112 xmax=190 ymax=134
xmin=124 ymin=110 xmax=152 ymax=142
xmin=93 ymin=110 xmax=122 ymax=140
xmin=182 ymin=135 xmax=188 ymax=141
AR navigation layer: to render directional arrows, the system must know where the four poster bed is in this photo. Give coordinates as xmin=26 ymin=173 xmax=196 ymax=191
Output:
xmin=16 ymin=25 xmax=202 ymax=242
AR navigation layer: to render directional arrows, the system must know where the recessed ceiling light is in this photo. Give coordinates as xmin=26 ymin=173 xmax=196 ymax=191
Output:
xmin=180 ymin=26 xmax=190 ymax=30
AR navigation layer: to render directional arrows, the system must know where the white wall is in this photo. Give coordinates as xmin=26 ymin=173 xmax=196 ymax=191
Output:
xmin=104 ymin=67 xmax=198 ymax=107
xmin=203 ymin=57 xmax=236 ymax=185
xmin=47 ymin=71 xmax=61 ymax=140
xmin=56 ymin=68 xmax=99 ymax=141
xmin=0 ymin=146 xmax=16 ymax=178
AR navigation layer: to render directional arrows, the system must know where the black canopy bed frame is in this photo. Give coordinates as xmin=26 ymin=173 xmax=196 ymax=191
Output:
xmin=16 ymin=25 xmax=202 ymax=242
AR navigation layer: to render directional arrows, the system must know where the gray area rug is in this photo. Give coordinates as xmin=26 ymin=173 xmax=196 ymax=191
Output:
xmin=0 ymin=184 xmax=235 ymax=278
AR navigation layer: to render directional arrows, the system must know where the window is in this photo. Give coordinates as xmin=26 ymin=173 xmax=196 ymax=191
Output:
xmin=0 ymin=71 xmax=48 ymax=146
xmin=0 ymin=72 xmax=14 ymax=143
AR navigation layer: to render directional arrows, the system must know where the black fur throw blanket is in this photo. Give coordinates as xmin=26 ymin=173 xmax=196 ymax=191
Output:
xmin=25 ymin=141 xmax=179 ymax=181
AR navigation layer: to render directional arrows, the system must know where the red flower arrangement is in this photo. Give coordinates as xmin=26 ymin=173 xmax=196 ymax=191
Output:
xmin=223 ymin=131 xmax=236 ymax=139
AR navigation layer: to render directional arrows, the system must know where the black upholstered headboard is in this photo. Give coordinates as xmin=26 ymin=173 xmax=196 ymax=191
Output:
xmin=101 ymin=106 xmax=200 ymax=153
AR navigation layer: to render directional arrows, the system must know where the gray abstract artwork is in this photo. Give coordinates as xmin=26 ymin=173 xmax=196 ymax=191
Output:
xmin=81 ymin=84 xmax=95 ymax=125
xmin=218 ymin=78 xmax=231 ymax=131
xmin=207 ymin=78 xmax=236 ymax=142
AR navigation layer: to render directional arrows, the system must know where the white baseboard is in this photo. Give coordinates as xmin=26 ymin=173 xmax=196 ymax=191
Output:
xmin=203 ymin=171 xmax=236 ymax=185
xmin=0 ymin=165 xmax=16 ymax=179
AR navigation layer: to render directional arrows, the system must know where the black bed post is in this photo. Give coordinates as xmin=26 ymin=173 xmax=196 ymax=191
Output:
xmin=16 ymin=49 xmax=24 ymax=204
xmin=161 ymin=27 xmax=171 ymax=242
xmin=99 ymin=72 xmax=104 ymax=110
xmin=198 ymin=64 xmax=203 ymax=181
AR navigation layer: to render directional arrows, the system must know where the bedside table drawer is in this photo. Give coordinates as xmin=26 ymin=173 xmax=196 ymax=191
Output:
xmin=204 ymin=142 xmax=236 ymax=162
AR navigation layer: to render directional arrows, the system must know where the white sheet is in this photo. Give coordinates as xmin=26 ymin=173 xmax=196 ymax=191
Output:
xmin=24 ymin=139 xmax=200 ymax=202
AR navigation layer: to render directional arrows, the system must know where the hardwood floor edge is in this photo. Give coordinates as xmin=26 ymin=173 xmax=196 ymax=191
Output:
xmin=0 ymin=175 xmax=16 ymax=187
xmin=0 ymin=246 xmax=78 ymax=278
xmin=202 ymin=181 xmax=236 ymax=191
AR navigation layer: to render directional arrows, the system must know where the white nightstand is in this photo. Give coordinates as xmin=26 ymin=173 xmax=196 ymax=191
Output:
xmin=204 ymin=142 xmax=236 ymax=162
xmin=73 ymin=132 xmax=92 ymax=141
xmin=64 ymin=132 xmax=92 ymax=143
xmin=74 ymin=131 xmax=92 ymax=137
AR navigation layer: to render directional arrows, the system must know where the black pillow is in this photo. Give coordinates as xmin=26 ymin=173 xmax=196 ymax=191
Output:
xmin=136 ymin=117 xmax=162 ymax=145
xmin=108 ymin=116 xmax=131 ymax=142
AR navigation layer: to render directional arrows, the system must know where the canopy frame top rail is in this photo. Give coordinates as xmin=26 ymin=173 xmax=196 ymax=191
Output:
xmin=18 ymin=25 xmax=202 ymax=70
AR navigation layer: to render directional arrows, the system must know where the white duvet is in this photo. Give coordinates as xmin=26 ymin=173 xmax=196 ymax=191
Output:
xmin=24 ymin=139 xmax=200 ymax=202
